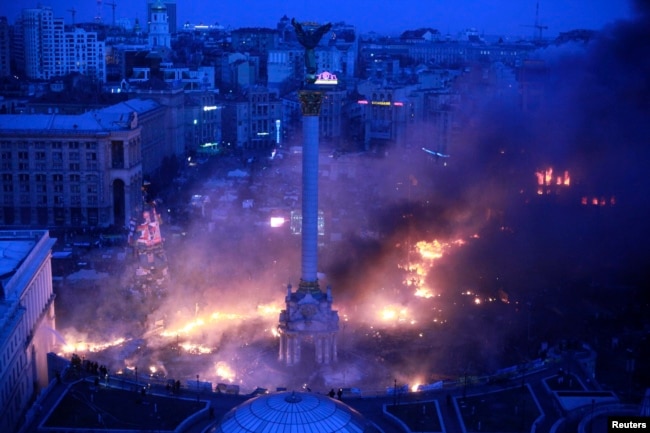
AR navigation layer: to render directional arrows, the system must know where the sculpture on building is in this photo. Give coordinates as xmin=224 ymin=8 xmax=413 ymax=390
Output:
xmin=291 ymin=18 xmax=332 ymax=84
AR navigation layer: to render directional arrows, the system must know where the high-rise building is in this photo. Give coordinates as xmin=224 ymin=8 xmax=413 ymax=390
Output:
xmin=16 ymin=6 xmax=106 ymax=82
xmin=0 ymin=230 xmax=57 ymax=433
xmin=0 ymin=17 xmax=10 ymax=78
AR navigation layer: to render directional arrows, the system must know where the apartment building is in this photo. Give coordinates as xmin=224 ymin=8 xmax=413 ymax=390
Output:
xmin=0 ymin=230 xmax=57 ymax=433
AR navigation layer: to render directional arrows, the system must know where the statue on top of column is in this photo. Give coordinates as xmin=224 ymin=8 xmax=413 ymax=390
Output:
xmin=291 ymin=18 xmax=332 ymax=84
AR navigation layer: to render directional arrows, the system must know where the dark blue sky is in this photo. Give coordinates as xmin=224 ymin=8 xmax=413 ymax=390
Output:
xmin=2 ymin=0 xmax=635 ymax=37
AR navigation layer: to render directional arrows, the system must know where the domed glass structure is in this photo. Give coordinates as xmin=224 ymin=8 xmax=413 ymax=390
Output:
xmin=215 ymin=391 xmax=376 ymax=432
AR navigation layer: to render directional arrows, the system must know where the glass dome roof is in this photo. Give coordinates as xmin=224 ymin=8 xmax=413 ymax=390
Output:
xmin=215 ymin=391 xmax=373 ymax=433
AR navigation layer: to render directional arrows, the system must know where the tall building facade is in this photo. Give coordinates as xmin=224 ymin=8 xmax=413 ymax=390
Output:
xmin=0 ymin=230 xmax=57 ymax=433
xmin=16 ymin=6 xmax=106 ymax=82
xmin=0 ymin=110 xmax=143 ymax=229
xmin=0 ymin=17 xmax=10 ymax=78
xmin=221 ymin=87 xmax=282 ymax=150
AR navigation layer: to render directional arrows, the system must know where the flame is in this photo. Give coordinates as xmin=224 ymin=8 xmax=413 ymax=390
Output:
xmin=414 ymin=287 xmax=435 ymax=298
xmin=378 ymin=305 xmax=413 ymax=324
xmin=215 ymin=361 xmax=236 ymax=382
xmin=256 ymin=302 xmax=282 ymax=317
xmin=179 ymin=342 xmax=212 ymax=354
xmin=161 ymin=319 xmax=206 ymax=337
xmin=400 ymin=239 xmax=466 ymax=299
xmin=61 ymin=337 xmax=127 ymax=354
xmin=535 ymin=168 xmax=570 ymax=193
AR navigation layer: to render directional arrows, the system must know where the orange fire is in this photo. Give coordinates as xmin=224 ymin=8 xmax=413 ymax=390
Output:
xmin=61 ymin=337 xmax=127 ymax=354
xmin=400 ymin=239 xmax=465 ymax=299
xmin=535 ymin=168 xmax=571 ymax=195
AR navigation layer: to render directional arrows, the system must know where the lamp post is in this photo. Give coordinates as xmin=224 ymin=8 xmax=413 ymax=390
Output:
xmin=196 ymin=374 xmax=200 ymax=402
xmin=393 ymin=379 xmax=397 ymax=406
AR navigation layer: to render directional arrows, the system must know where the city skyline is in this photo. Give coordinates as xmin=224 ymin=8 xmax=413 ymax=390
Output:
xmin=1 ymin=0 xmax=636 ymax=37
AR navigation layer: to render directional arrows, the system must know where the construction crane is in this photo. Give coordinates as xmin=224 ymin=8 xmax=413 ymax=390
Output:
xmin=106 ymin=1 xmax=117 ymax=27
xmin=94 ymin=0 xmax=103 ymax=23
xmin=522 ymin=1 xmax=548 ymax=41
xmin=67 ymin=7 xmax=76 ymax=25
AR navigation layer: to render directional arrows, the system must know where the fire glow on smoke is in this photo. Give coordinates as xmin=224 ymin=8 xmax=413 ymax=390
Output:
xmin=57 ymin=235 xmax=480 ymax=391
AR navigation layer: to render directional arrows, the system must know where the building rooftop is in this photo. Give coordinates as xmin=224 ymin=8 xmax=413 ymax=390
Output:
xmin=0 ymin=98 xmax=160 ymax=133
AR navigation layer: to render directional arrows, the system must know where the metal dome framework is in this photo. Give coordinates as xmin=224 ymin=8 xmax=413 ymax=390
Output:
xmin=216 ymin=391 xmax=373 ymax=433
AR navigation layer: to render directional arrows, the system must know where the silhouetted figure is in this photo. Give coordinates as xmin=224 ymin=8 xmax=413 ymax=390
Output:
xmin=328 ymin=389 xmax=335 ymax=398
xmin=337 ymin=388 xmax=343 ymax=400
xmin=291 ymin=18 xmax=332 ymax=83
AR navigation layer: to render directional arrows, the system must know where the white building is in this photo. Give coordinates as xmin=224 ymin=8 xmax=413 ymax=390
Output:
xmin=0 ymin=230 xmax=57 ymax=433
xmin=147 ymin=0 xmax=171 ymax=52
xmin=17 ymin=6 xmax=106 ymax=82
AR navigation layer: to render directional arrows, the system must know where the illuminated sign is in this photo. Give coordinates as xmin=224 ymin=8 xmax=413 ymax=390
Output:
xmin=357 ymin=100 xmax=405 ymax=106
xmin=203 ymin=105 xmax=218 ymax=111
xmin=314 ymin=71 xmax=338 ymax=85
